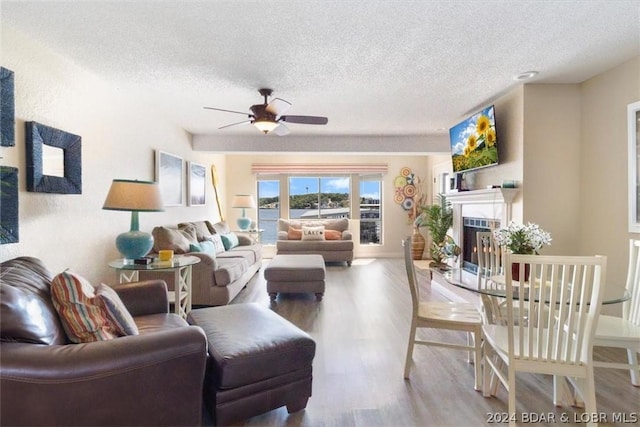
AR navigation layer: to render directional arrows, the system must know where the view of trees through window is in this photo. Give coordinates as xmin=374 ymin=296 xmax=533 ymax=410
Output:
xmin=288 ymin=177 xmax=350 ymax=219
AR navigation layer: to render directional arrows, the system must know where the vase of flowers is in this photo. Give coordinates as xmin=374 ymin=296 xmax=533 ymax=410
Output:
xmin=493 ymin=222 xmax=552 ymax=280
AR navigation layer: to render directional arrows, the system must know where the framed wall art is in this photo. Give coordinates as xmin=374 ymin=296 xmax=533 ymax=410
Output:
xmin=26 ymin=121 xmax=82 ymax=194
xmin=155 ymin=150 xmax=183 ymax=206
xmin=1 ymin=166 xmax=19 ymax=244
xmin=628 ymin=101 xmax=640 ymax=233
xmin=1 ymin=67 xmax=15 ymax=147
xmin=188 ymin=161 xmax=206 ymax=206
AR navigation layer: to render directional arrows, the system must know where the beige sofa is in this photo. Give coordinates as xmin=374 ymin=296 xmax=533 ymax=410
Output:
xmin=142 ymin=220 xmax=262 ymax=306
xmin=276 ymin=218 xmax=354 ymax=265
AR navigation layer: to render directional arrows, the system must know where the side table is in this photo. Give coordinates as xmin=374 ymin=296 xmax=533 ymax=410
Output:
xmin=234 ymin=229 xmax=264 ymax=244
xmin=108 ymin=255 xmax=200 ymax=319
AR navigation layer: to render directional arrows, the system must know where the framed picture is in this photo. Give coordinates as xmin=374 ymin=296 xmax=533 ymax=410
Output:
xmin=155 ymin=150 xmax=183 ymax=206
xmin=25 ymin=121 xmax=82 ymax=194
xmin=188 ymin=161 xmax=206 ymax=206
xmin=1 ymin=166 xmax=19 ymax=244
xmin=628 ymin=101 xmax=640 ymax=233
xmin=0 ymin=67 xmax=15 ymax=147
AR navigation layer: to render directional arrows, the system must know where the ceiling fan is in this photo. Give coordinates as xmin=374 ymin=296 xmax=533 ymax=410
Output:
xmin=204 ymin=88 xmax=328 ymax=136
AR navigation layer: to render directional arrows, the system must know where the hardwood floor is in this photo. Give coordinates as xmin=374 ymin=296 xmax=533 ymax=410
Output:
xmin=215 ymin=257 xmax=639 ymax=426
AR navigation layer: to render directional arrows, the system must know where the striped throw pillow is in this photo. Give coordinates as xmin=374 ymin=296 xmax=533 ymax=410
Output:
xmin=96 ymin=283 xmax=139 ymax=336
xmin=51 ymin=270 xmax=117 ymax=343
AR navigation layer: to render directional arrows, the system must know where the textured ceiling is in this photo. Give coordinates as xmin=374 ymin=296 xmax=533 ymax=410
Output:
xmin=2 ymin=0 xmax=639 ymax=143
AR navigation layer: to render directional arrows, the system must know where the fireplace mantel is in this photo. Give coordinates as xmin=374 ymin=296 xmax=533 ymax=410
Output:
xmin=446 ymin=188 xmax=519 ymax=206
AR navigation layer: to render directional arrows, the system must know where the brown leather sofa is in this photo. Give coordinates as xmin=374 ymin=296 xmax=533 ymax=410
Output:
xmin=0 ymin=256 xmax=208 ymax=427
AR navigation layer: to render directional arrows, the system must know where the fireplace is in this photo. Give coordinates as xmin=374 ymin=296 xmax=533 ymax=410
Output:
xmin=462 ymin=217 xmax=500 ymax=273
xmin=446 ymin=188 xmax=519 ymax=284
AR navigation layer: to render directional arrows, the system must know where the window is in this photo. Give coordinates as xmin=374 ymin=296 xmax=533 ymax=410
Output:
xmin=288 ymin=177 xmax=350 ymax=220
xmin=360 ymin=176 xmax=382 ymax=244
xmin=257 ymin=179 xmax=280 ymax=244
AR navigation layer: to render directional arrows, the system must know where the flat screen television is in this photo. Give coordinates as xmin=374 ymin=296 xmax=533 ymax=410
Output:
xmin=449 ymin=105 xmax=499 ymax=173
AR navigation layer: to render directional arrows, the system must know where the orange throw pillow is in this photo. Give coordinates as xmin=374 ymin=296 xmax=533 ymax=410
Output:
xmin=325 ymin=230 xmax=342 ymax=240
xmin=288 ymin=226 xmax=302 ymax=240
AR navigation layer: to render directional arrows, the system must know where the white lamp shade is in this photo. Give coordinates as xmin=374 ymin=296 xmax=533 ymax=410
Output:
xmin=231 ymin=194 xmax=256 ymax=209
xmin=253 ymin=119 xmax=279 ymax=134
xmin=103 ymin=179 xmax=164 ymax=212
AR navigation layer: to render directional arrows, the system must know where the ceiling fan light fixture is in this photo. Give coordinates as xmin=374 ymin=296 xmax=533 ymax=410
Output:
xmin=253 ymin=118 xmax=279 ymax=134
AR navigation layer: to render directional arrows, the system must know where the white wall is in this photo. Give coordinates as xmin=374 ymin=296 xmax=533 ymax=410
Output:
xmin=0 ymin=26 xmax=226 ymax=285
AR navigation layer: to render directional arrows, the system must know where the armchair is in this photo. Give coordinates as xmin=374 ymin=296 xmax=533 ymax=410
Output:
xmin=0 ymin=256 xmax=207 ymax=427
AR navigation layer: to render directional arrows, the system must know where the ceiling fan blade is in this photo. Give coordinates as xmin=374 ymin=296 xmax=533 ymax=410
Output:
xmin=218 ymin=119 xmax=252 ymax=129
xmin=204 ymin=106 xmax=252 ymax=116
xmin=280 ymin=115 xmax=328 ymax=125
xmin=273 ymin=123 xmax=290 ymax=136
xmin=266 ymin=98 xmax=292 ymax=116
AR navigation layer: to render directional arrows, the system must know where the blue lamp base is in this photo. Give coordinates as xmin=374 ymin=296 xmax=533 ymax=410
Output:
xmin=116 ymin=230 xmax=154 ymax=260
xmin=237 ymin=217 xmax=251 ymax=231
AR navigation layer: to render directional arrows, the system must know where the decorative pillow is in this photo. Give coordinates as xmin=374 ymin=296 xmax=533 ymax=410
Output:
xmin=152 ymin=226 xmax=197 ymax=254
xmin=51 ymin=270 xmax=117 ymax=343
xmin=325 ymin=229 xmax=342 ymax=240
xmin=210 ymin=221 xmax=231 ymax=235
xmin=190 ymin=240 xmax=216 ymax=257
xmin=95 ymin=283 xmax=139 ymax=336
xmin=179 ymin=221 xmax=212 ymax=242
xmin=207 ymin=234 xmax=226 ymax=254
xmin=302 ymin=225 xmax=325 ymax=241
xmin=220 ymin=232 xmax=240 ymax=250
xmin=288 ymin=226 xmax=302 ymax=240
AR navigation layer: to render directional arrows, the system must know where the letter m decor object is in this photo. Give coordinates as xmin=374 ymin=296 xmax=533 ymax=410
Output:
xmin=26 ymin=121 xmax=82 ymax=194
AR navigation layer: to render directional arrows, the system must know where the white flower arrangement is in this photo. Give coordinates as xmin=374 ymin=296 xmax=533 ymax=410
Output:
xmin=493 ymin=222 xmax=552 ymax=255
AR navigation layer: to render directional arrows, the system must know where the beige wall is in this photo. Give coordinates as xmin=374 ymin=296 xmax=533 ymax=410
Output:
xmin=0 ymin=26 xmax=226 ymax=285
xmin=580 ymin=57 xmax=640 ymax=309
xmin=522 ymin=84 xmax=582 ymax=256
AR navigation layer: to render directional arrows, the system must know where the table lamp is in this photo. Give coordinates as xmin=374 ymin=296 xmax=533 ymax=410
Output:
xmin=102 ymin=179 xmax=164 ymax=260
xmin=232 ymin=194 xmax=256 ymax=230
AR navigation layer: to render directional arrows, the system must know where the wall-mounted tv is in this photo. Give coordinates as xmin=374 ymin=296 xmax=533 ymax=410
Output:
xmin=449 ymin=105 xmax=499 ymax=173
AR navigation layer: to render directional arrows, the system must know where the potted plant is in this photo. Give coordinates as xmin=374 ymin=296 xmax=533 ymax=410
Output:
xmin=492 ymin=222 xmax=552 ymax=280
xmin=415 ymin=194 xmax=460 ymax=267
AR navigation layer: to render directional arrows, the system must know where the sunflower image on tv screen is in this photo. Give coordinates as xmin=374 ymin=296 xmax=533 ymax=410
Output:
xmin=448 ymin=105 xmax=499 ymax=173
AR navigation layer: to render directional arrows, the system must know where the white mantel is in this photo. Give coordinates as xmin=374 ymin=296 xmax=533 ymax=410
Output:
xmin=447 ymin=188 xmax=520 ymax=267
xmin=447 ymin=188 xmax=519 ymax=227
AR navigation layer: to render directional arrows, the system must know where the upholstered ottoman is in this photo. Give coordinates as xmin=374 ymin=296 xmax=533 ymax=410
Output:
xmin=187 ymin=303 xmax=316 ymax=426
xmin=264 ymin=254 xmax=326 ymax=302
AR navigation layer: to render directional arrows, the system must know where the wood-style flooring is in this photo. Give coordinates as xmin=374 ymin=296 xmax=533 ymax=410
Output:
xmin=213 ymin=257 xmax=639 ymax=426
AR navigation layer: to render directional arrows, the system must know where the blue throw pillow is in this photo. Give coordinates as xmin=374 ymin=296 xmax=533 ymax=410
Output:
xmin=220 ymin=233 xmax=239 ymax=250
xmin=198 ymin=240 xmax=216 ymax=256
xmin=189 ymin=242 xmax=203 ymax=252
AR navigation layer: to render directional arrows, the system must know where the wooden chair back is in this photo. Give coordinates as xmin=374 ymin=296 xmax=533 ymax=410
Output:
xmin=504 ymin=253 xmax=606 ymax=365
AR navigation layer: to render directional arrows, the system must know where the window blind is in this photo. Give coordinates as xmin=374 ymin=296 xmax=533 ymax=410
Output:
xmin=251 ymin=163 xmax=388 ymax=175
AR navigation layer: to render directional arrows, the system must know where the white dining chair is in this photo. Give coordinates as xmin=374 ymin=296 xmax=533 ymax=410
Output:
xmin=592 ymin=239 xmax=640 ymax=385
xmin=482 ymin=253 xmax=607 ymax=427
xmin=476 ymin=231 xmax=505 ymax=325
xmin=402 ymin=237 xmax=484 ymax=390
